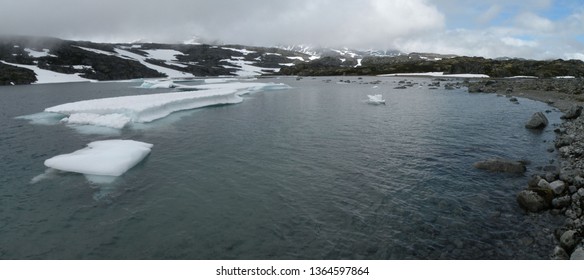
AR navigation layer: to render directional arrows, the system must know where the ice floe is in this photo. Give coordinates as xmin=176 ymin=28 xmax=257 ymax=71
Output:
xmin=42 ymin=81 xmax=290 ymax=129
xmin=44 ymin=140 xmax=153 ymax=177
xmin=367 ymin=94 xmax=385 ymax=105
xmin=139 ymin=79 xmax=176 ymax=88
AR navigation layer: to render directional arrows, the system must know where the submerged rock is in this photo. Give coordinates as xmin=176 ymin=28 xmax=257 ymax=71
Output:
xmin=525 ymin=112 xmax=549 ymax=129
xmin=517 ymin=190 xmax=549 ymax=212
xmin=473 ymin=158 xmax=526 ymax=173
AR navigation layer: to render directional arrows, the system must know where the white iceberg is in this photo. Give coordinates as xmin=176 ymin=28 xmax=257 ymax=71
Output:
xmin=367 ymin=94 xmax=386 ymax=105
xmin=44 ymin=140 xmax=153 ymax=177
xmin=43 ymin=82 xmax=290 ymax=129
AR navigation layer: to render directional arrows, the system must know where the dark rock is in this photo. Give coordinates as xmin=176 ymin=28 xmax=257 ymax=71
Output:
xmin=561 ymin=105 xmax=583 ymax=120
xmin=517 ymin=190 xmax=549 ymax=212
xmin=473 ymin=158 xmax=526 ymax=173
xmin=528 ymin=175 xmax=543 ymax=188
xmin=574 ymin=176 xmax=584 ymax=187
xmin=555 ymin=135 xmax=574 ymax=148
xmin=551 ymin=195 xmax=571 ymax=209
xmin=509 ymin=97 xmax=518 ymax=102
xmin=525 ymin=112 xmax=548 ymax=129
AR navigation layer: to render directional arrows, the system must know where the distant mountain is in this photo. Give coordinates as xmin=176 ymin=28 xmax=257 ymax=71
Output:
xmin=0 ymin=36 xmax=315 ymax=85
xmin=276 ymin=44 xmax=404 ymax=59
xmin=3 ymin=36 xmax=583 ymax=86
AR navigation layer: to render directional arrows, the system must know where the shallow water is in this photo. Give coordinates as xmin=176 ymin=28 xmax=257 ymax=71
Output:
xmin=0 ymin=77 xmax=564 ymax=259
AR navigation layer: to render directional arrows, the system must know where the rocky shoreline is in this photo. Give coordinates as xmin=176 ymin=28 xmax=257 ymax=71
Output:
xmin=466 ymin=78 xmax=584 ymax=259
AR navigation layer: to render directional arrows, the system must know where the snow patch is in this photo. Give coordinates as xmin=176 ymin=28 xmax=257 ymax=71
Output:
xmin=44 ymin=140 xmax=153 ymax=177
xmin=287 ymin=56 xmax=305 ymax=61
xmin=506 ymin=76 xmax=538 ymax=79
xmin=25 ymin=48 xmax=56 ymax=58
xmin=222 ymin=47 xmax=256 ymax=55
xmin=115 ymin=48 xmax=194 ymax=78
xmin=0 ymin=60 xmax=93 ymax=84
xmin=143 ymin=49 xmax=185 ymax=61
xmin=221 ymin=57 xmax=279 ymax=76
xmin=74 ymin=46 xmax=117 ymax=56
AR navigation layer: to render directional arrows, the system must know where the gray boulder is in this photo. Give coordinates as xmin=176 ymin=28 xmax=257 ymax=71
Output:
xmin=517 ymin=190 xmax=549 ymax=212
xmin=537 ymin=179 xmax=551 ymax=189
xmin=560 ymin=230 xmax=580 ymax=252
xmin=571 ymin=246 xmax=584 ymax=260
xmin=525 ymin=112 xmax=548 ymax=129
xmin=473 ymin=158 xmax=526 ymax=173
xmin=561 ymin=105 xmax=582 ymax=120
xmin=574 ymin=176 xmax=584 ymax=187
xmin=552 ymin=246 xmax=570 ymax=260
xmin=549 ymin=180 xmax=566 ymax=195
xmin=551 ymin=195 xmax=571 ymax=209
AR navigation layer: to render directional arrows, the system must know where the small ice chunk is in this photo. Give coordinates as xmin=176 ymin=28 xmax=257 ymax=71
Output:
xmin=44 ymin=140 xmax=153 ymax=176
xmin=367 ymin=94 xmax=385 ymax=105
xmin=139 ymin=80 xmax=175 ymax=88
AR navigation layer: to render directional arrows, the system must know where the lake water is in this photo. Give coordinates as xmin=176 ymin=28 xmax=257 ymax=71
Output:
xmin=0 ymin=76 xmax=564 ymax=259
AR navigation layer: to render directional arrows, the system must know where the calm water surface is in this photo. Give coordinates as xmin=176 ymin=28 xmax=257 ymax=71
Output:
xmin=0 ymin=77 xmax=564 ymax=259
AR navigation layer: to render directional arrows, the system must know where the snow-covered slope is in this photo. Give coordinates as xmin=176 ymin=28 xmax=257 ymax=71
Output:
xmin=0 ymin=36 xmax=313 ymax=85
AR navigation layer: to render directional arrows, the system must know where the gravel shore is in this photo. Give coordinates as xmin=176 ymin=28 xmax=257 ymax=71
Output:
xmin=465 ymin=78 xmax=584 ymax=259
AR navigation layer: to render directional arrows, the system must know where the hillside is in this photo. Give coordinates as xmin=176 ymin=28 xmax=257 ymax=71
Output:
xmin=279 ymin=55 xmax=584 ymax=78
xmin=0 ymin=36 xmax=313 ymax=85
xmin=3 ymin=36 xmax=584 ymax=86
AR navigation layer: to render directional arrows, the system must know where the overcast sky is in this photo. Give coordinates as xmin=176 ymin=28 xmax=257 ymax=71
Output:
xmin=1 ymin=0 xmax=583 ymax=60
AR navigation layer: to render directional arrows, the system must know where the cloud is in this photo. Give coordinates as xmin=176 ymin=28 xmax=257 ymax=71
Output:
xmin=0 ymin=0 xmax=583 ymax=60
xmin=514 ymin=12 xmax=554 ymax=32
xmin=477 ymin=4 xmax=502 ymax=24
xmin=0 ymin=0 xmax=444 ymax=48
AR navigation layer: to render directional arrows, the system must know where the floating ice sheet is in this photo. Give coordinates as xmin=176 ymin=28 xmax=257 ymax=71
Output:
xmin=44 ymin=140 xmax=153 ymax=177
xmin=42 ymin=82 xmax=290 ymax=129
